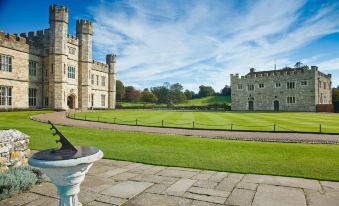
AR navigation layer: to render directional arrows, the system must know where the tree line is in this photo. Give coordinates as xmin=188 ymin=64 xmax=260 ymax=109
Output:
xmin=116 ymin=80 xmax=231 ymax=105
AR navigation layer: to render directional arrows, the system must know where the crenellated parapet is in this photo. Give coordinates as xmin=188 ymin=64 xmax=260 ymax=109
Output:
xmin=0 ymin=32 xmax=44 ymax=55
xmin=18 ymin=29 xmax=50 ymax=47
xmin=76 ymin=19 xmax=92 ymax=35
xmin=92 ymin=60 xmax=109 ymax=73
xmin=0 ymin=32 xmax=27 ymax=44
xmin=67 ymin=34 xmax=78 ymax=45
xmin=49 ymin=4 xmax=68 ymax=23
xmin=231 ymin=66 xmax=321 ymax=80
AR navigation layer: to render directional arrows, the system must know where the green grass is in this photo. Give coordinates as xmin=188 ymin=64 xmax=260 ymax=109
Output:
xmin=73 ymin=110 xmax=339 ymax=133
xmin=0 ymin=111 xmax=339 ymax=181
xmin=117 ymin=95 xmax=231 ymax=107
xmin=176 ymin=96 xmax=231 ymax=106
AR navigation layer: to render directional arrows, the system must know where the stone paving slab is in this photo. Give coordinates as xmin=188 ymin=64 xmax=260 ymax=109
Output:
xmin=243 ymin=174 xmax=322 ymax=190
xmin=100 ymin=180 xmax=153 ymax=199
xmin=252 ymin=184 xmax=307 ymax=206
xmin=2 ymin=158 xmax=339 ymax=206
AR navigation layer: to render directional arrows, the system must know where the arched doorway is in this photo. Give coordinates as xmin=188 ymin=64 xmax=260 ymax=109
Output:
xmin=67 ymin=94 xmax=76 ymax=109
xmin=274 ymin=100 xmax=279 ymax=111
xmin=248 ymin=101 xmax=254 ymax=111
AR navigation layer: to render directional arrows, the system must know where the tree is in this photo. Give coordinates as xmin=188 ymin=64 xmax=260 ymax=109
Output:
xmin=151 ymin=86 xmax=169 ymax=104
xmin=198 ymin=85 xmax=215 ymax=97
xmin=115 ymin=80 xmax=125 ymax=101
xmin=169 ymin=83 xmax=186 ymax=104
xmin=294 ymin=62 xmax=304 ymax=68
xmin=221 ymin=85 xmax=231 ymax=96
xmin=184 ymin=89 xmax=195 ymax=100
xmin=124 ymin=86 xmax=141 ymax=102
xmin=141 ymin=88 xmax=158 ymax=103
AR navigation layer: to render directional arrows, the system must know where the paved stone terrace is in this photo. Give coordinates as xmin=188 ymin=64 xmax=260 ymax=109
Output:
xmin=1 ymin=159 xmax=339 ymax=206
xmin=31 ymin=111 xmax=339 ymax=144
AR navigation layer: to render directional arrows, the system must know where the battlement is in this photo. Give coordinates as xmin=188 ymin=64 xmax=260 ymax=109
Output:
xmin=76 ymin=19 xmax=93 ymax=35
xmin=106 ymin=54 xmax=117 ymax=64
xmin=0 ymin=32 xmax=43 ymax=55
xmin=0 ymin=32 xmax=27 ymax=44
xmin=18 ymin=29 xmax=50 ymax=45
xmin=93 ymin=60 xmax=108 ymax=68
xmin=49 ymin=4 xmax=68 ymax=23
xmin=92 ymin=60 xmax=109 ymax=73
xmin=231 ymin=66 xmax=320 ymax=80
xmin=67 ymin=34 xmax=78 ymax=45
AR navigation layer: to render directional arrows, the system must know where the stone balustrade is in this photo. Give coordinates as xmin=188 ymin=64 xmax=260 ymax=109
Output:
xmin=0 ymin=129 xmax=30 ymax=172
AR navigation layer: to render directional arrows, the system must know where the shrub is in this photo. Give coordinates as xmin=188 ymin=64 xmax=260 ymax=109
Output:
xmin=0 ymin=166 xmax=45 ymax=200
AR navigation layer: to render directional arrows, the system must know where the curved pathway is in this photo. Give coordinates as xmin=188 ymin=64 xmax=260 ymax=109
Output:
xmin=31 ymin=111 xmax=339 ymax=144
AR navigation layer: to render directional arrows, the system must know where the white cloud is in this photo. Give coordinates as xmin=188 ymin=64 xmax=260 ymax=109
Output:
xmin=90 ymin=0 xmax=339 ymax=91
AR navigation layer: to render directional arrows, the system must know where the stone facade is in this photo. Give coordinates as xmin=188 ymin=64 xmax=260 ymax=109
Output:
xmin=0 ymin=4 xmax=116 ymax=110
xmin=231 ymin=66 xmax=332 ymax=112
xmin=0 ymin=129 xmax=30 ymax=172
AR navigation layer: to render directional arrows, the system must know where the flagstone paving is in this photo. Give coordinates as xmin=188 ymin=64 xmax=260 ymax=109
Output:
xmin=1 ymin=159 xmax=339 ymax=206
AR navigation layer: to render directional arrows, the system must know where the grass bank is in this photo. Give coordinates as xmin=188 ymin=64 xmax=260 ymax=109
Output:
xmin=1 ymin=111 xmax=339 ymax=181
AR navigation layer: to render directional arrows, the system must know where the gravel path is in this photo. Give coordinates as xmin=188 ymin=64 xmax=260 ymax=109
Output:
xmin=30 ymin=111 xmax=339 ymax=144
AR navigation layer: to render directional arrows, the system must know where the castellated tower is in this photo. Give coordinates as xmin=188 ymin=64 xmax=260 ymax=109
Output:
xmin=76 ymin=19 xmax=92 ymax=109
xmin=48 ymin=5 xmax=69 ymax=109
xmin=106 ymin=54 xmax=116 ymax=109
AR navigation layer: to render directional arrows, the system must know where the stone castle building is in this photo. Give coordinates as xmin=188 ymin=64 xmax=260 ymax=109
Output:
xmin=231 ymin=66 xmax=332 ymax=112
xmin=0 ymin=5 xmax=116 ymax=110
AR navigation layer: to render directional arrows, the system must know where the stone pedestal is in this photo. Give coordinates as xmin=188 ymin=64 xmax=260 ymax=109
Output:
xmin=28 ymin=150 xmax=103 ymax=206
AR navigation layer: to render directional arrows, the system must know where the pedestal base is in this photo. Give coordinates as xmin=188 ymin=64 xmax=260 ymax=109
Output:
xmin=29 ymin=150 xmax=103 ymax=206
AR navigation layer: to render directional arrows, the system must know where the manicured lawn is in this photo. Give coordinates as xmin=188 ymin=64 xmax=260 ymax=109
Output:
xmin=0 ymin=111 xmax=339 ymax=181
xmin=73 ymin=110 xmax=339 ymax=133
xmin=117 ymin=95 xmax=231 ymax=108
xmin=176 ymin=95 xmax=231 ymax=106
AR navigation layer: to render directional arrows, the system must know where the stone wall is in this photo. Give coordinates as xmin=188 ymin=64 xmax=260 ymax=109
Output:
xmin=231 ymin=66 xmax=332 ymax=112
xmin=0 ymin=130 xmax=30 ymax=172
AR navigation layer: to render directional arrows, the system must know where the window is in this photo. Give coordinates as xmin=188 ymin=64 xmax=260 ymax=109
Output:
xmin=68 ymin=47 xmax=76 ymax=55
xmin=101 ymin=76 xmax=106 ymax=86
xmin=287 ymin=96 xmax=296 ymax=104
xmin=319 ymin=81 xmax=322 ymax=88
xmin=45 ymin=97 xmax=49 ymax=107
xmin=287 ymin=82 xmax=295 ymax=89
xmin=29 ymin=88 xmax=37 ymax=107
xmin=275 ymin=83 xmax=281 ymax=88
xmin=51 ymin=64 xmax=54 ymax=74
xmin=101 ymin=94 xmax=105 ymax=107
xmin=91 ymin=74 xmax=94 ymax=85
xmin=259 ymin=83 xmax=264 ymax=88
xmin=323 ymin=82 xmax=326 ymax=89
xmin=0 ymin=86 xmax=12 ymax=106
xmin=96 ymin=75 xmax=99 ymax=85
xmin=238 ymin=84 xmax=242 ymax=89
xmin=301 ymin=80 xmax=307 ymax=86
xmin=247 ymin=84 xmax=254 ymax=91
xmin=67 ymin=66 xmax=75 ymax=79
xmin=29 ymin=61 xmax=37 ymax=76
xmin=0 ymin=55 xmax=12 ymax=72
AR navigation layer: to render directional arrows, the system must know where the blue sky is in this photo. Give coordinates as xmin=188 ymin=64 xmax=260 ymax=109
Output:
xmin=1 ymin=0 xmax=339 ymax=91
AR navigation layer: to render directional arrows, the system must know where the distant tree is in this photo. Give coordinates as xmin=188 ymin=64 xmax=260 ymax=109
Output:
xmin=198 ymin=85 xmax=215 ymax=97
xmin=141 ymin=88 xmax=158 ymax=103
xmin=294 ymin=62 xmax=304 ymax=68
xmin=184 ymin=90 xmax=195 ymax=100
xmin=151 ymin=85 xmax=169 ymax=104
xmin=169 ymin=83 xmax=186 ymax=104
xmin=221 ymin=85 xmax=231 ymax=96
xmin=333 ymin=88 xmax=339 ymax=113
xmin=124 ymin=86 xmax=141 ymax=102
xmin=115 ymin=80 xmax=125 ymax=101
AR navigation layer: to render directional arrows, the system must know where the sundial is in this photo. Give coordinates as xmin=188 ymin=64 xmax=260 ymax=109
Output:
xmin=29 ymin=120 xmax=103 ymax=206
xmin=32 ymin=120 xmax=99 ymax=161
